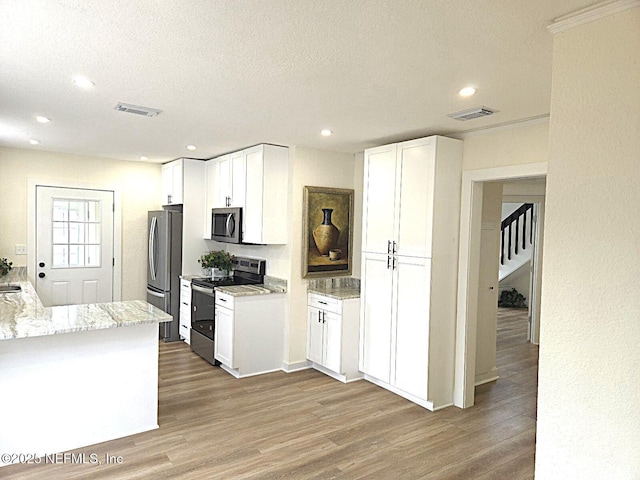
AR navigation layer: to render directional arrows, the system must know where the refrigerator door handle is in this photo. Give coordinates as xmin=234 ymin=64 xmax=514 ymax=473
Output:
xmin=149 ymin=216 xmax=157 ymax=280
xmin=146 ymin=287 xmax=164 ymax=298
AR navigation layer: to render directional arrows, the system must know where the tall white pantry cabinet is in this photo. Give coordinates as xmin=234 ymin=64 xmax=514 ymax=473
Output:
xmin=359 ymin=135 xmax=463 ymax=411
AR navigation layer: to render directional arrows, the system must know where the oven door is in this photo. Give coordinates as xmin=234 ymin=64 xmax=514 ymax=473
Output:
xmin=190 ymin=284 xmax=217 ymax=365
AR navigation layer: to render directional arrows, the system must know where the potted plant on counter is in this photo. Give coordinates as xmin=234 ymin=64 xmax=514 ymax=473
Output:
xmin=0 ymin=257 xmax=13 ymax=278
xmin=198 ymin=250 xmax=233 ymax=280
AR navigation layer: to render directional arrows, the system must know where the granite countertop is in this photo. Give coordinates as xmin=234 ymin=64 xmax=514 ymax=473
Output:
xmin=307 ymin=277 xmax=361 ymax=300
xmin=0 ymin=268 xmax=171 ymax=341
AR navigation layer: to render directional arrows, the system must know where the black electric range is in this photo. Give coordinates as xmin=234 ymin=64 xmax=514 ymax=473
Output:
xmin=189 ymin=256 xmax=266 ymax=365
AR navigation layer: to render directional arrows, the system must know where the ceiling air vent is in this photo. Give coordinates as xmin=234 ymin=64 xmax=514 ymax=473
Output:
xmin=114 ymin=102 xmax=162 ymax=117
xmin=448 ymin=106 xmax=496 ymax=121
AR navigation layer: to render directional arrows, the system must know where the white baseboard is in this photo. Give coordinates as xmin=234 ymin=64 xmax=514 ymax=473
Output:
xmin=475 ymin=368 xmax=499 ymax=386
xmin=281 ymin=360 xmax=311 ymax=373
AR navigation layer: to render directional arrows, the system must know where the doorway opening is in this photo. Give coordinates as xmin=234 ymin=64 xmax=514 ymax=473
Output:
xmin=454 ymin=162 xmax=546 ymax=409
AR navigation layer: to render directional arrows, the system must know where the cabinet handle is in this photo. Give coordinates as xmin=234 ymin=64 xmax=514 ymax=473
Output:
xmin=392 ymin=241 xmax=397 ymax=254
xmin=167 ymin=194 xmax=172 ymax=204
xmin=323 ymin=312 xmax=326 ymax=323
xmin=318 ymin=300 xmax=327 ymax=305
xmin=393 ymin=257 xmax=398 ymax=270
xmin=387 ymin=255 xmax=391 ymax=269
xmin=219 ymin=298 xmax=227 ymax=302
xmin=387 ymin=240 xmax=392 ymax=254
xmin=318 ymin=311 xmax=321 ymax=323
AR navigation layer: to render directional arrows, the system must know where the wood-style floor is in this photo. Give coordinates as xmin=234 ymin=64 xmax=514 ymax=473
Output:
xmin=3 ymin=308 xmax=538 ymax=479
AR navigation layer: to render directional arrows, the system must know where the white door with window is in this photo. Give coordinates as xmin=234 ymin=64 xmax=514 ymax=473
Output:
xmin=36 ymin=186 xmax=114 ymax=307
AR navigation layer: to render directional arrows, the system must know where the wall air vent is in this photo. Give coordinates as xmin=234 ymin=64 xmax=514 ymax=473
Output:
xmin=447 ymin=106 xmax=497 ymax=121
xmin=114 ymin=103 xmax=162 ymax=117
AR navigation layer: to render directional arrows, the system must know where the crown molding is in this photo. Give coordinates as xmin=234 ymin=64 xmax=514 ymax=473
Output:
xmin=548 ymin=0 xmax=640 ymax=34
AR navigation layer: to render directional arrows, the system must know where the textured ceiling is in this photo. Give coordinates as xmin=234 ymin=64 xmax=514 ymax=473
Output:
xmin=0 ymin=0 xmax=595 ymax=163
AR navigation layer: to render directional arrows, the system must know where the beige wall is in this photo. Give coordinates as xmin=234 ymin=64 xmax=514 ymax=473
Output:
xmin=459 ymin=120 xmax=549 ymax=171
xmin=0 ymin=147 xmax=161 ymax=301
xmin=536 ymin=7 xmax=640 ymax=479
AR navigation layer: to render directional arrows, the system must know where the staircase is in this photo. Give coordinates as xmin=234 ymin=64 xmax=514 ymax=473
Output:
xmin=499 ymin=203 xmax=533 ymax=282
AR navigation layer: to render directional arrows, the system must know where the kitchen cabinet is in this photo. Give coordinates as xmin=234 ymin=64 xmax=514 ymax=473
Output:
xmin=307 ymin=293 xmax=362 ymax=383
xmin=161 ymin=159 xmax=184 ymax=206
xmin=160 ymin=158 xmax=207 ymax=276
xmin=210 ymin=150 xmax=246 ymax=209
xmin=204 ymin=144 xmax=288 ymax=244
xmin=359 ymin=135 xmax=463 ymax=411
xmin=243 ymin=144 xmax=288 ymax=244
xmin=214 ymin=290 xmax=285 ymax=378
xmin=179 ymin=278 xmax=191 ymax=344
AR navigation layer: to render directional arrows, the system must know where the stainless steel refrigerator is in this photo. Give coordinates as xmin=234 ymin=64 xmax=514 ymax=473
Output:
xmin=147 ymin=209 xmax=182 ymax=342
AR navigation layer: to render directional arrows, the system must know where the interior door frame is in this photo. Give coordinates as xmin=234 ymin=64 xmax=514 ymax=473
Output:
xmin=27 ymin=178 xmax=122 ymax=302
xmin=454 ymin=162 xmax=547 ymax=408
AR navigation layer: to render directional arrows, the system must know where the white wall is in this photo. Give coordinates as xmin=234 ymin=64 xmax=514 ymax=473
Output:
xmin=536 ymin=7 xmax=640 ymax=479
xmin=0 ymin=147 xmax=161 ymax=301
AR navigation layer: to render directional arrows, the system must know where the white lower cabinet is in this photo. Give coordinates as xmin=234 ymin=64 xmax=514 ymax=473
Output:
xmin=307 ymin=293 xmax=362 ymax=383
xmin=214 ymin=291 xmax=285 ymax=378
xmin=179 ymin=278 xmax=191 ymax=344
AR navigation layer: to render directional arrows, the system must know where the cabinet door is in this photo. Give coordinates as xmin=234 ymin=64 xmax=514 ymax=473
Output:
xmin=229 ymin=150 xmax=246 ymax=208
xmin=396 ymin=138 xmax=435 ymax=258
xmin=362 ymin=144 xmax=398 ymax=254
xmin=244 ymin=146 xmax=264 ymax=244
xmin=216 ymin=154 xmax=231 ymax=207
xmin=393 ymin=256 xmax=431 ymax=399
xmin=323 ymin=310 xmax=342 ymax=373
xmin=162 ymin=160 xmax=184 ymax=205
xmin=307 ymin=306 xmax=324 ymax=364
xmin=204 ymin=159 xmax=217 ymax=236
xmin=214 ymin=306 xmax=235 ymax=368
xmin=360 ymin=252 xmax=393 ymax=382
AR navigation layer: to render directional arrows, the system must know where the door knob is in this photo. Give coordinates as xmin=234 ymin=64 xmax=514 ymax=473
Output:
xmin=39 ymin=262 xmax=45 ymax=268
xmin=38 ymin=272 xmax=45 ymax=278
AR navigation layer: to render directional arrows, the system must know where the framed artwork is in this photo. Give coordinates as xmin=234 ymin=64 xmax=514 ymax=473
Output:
xmin=302 ymin=186 xmax=354 ymax=278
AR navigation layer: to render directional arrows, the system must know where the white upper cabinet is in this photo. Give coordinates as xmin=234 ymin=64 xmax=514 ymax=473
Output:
xmin=204 ymin=144 xmax=288 ymax=244
xmin=243 ymin=144 xmax=288 ymax=245
xmin=362 ymin=137 xmax=438 ymax=258
xmin=161 ymin=159 xmax=184 ymax=205
xmin=215 ymin=151 xmax=246 ymax=208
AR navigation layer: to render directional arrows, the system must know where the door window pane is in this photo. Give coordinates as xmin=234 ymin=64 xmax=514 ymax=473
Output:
xmin=52 ymin=198 xmax=102 ymax=268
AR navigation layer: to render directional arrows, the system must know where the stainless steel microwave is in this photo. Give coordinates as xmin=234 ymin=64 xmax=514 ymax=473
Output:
xmin=211 ymin=207 xmax=242 ymax=243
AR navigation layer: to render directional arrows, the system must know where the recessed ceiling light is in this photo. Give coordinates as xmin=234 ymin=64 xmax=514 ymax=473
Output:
xmin=320 ymin=129 xmax=332 ymax=137
xmin=186 ymin=145 xmax=197 ymax=151
xmin=458 ymin=87 xmax=477 ymax=97
xmin=35 ymin=115 xmax=51 ymax=124
xmin=72 ymin=76 xmax=95 ymax=89
xmin=29 ymin=139 xmax=41 ymax=145
xmin=139 ymin=156 xmax=149 ymax=161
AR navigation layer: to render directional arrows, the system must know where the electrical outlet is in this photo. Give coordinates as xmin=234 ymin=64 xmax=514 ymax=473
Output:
xmin=15 ymin=244 xmax=27 ymax=255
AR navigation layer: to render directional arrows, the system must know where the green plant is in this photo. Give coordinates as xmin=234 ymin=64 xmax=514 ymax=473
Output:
xmin=198 ymin=250 xmax=233 ymax=272
xmin=0 ymin=257 xmax=13 ymax=277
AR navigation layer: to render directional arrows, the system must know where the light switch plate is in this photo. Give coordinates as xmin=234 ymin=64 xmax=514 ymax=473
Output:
xmin=15 ymin=244 xmax=27 ymax=255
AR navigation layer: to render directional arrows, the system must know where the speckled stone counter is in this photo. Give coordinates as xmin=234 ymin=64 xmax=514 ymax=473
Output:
xmin=308 ymin=277 xmax=361 ymax=300
xmin=0 ymin=267 xmax=171 ymax=341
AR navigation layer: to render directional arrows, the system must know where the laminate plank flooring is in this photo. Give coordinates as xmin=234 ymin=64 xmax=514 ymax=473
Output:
xmin=3 ymin=307 xmax=538 ymax=479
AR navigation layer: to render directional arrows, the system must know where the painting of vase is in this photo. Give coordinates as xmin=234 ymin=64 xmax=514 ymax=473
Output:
xmin=303 ymin=186 xmax=354 ymax=278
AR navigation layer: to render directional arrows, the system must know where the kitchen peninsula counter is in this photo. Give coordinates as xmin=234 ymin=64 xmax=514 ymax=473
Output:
xmin=0 ymin=269 xmax=171 ymax=340
xmin=0 ymin=268 xmax=171 ymax=467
